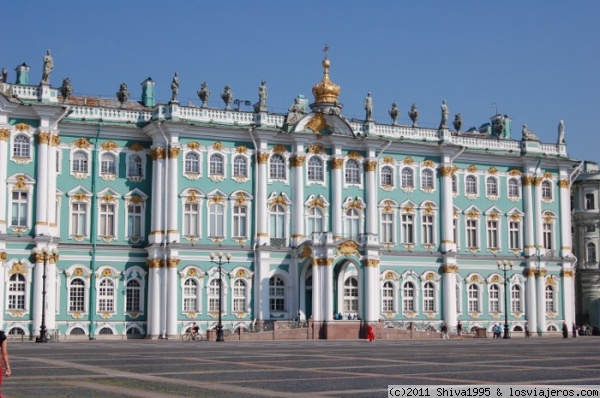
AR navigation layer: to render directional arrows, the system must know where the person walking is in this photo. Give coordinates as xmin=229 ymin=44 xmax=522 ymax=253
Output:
xmin=524 ymin=324 xmax=530 ymax=338
xmin=0 ymin=329 xmax=11 ymax=396
xmin=441 ymin=323 xmax=449 ymax=340
xmin=456 ymin=321 xmax=463 ymax=340
xmin=366 ymin=325 xmax=375 ymax=342
xmin=572 ymin=323 xmax=578 ymax=338
xmin=562 ymin=322 xmax=569 ymax=339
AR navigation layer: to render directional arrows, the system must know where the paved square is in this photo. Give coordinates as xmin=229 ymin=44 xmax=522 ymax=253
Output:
xmin=3 ymin=337 xmax=599 ymax=397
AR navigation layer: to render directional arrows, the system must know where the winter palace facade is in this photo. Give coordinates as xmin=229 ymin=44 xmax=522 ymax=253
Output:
xmin=0 ymin=53 xmax=578 ymax=339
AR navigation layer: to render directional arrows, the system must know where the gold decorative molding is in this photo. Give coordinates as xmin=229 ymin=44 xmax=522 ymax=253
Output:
xmin=15 ymin=123 xmax=30 ymax=131
xmin=146 ymin=259 xmax=164 ymax=268
xmin=385 ymin=271 xmax=395 ymax=280
xmin=488 ymin=212 xmax=500 ymax=220
xmin=0 ymin=251 xmax=7 ymax=261
xmin=100 ymin=312 xmax=112 ymax=319
xmin=151 ymin=147 xmax=166 ymax=160
xmin=213 ymin=141 xmax=224 ymax=151
xmin=209 ymin=194 xmax=224 ymax=204
xmin=347 ymin=199 xmax=363 ymax=210
xmin=236 ymin=145 xmax=247 ymax=153
xmin=382 ymin=200 xmax=394 ymax=213
xmin=559 ymin=179 xmax=570 ymax=188
xmin=488 ymin=166 xmax=498 ymax=175
xmin=257 ymin=152 xmax=270 ymax=164
xmin=365 ymin=160 xmax=377 ymax=172
xmin=425 ymin=272 xmax=435 ymax=281
xmin=128 ymin=195 xmax=144 ymax=205
xmin=544 ymin=172 xmax=553 ymax=179
xmin=440 ymin=166 xmax=453 ymax=177
xmin=312 ymin=257 xmax=333 ymax=266
xmin=330 ymin=158 xmax=343 ymax=169
xmin=403 ymin=157 xmax=414 ymax=165
xmin=38 ymin=131 xmax=51 ymax=145
xmin=347 ymin=151 xmax=362 ymax=160
xmin=101 ymin=193 xmax=117 ymax=203
xmin=291 ymin=155 xmax=306 ymax=167
xmin=442 ymin=265 xmax=459 ymax=273
xmin=403 ymin=204 xmax=414 ymax=214
xmin=235 ymin=193 xmax=247 ymax=206
xmin=168 ymin=147 xmax=180 ymax=158
xmin=101 ymin=141 xmax=118 ymax=151
xmin=187 ymin=141 xmax=200 ymax=150
xmin=466 ymin=210 xmax=479 ymax=219
xmin=306 ymin=113 xmax=328 ymax=133
xmin=51 ymin=135 xmax=60 ymax=146
xmin=423 ymin=202 xmax=435 ymax=215
xmin=187 ymin=189 xmax=200 ymax=203
xmin=508 ymin=169 xmax=522 ymax=176
xmin=562 ymin=270 xmax=574 ymax=278
xmin=71 ymin=312 xmax=83 ymax=319
xmin=309 ymin=197 xmax=325 ymax=209
xmin=509 ymin=213 xmax=521 ymax=221
xmin=101 ymin=268 xmax=114 ymax=278
xmin=537 ymin=269 xmax=548 ymax=277
xmin=0 ymin=128 xmax=10 ymax=141
xmin=521 ymin=175 xmax=533 ymax=186
xmin=533 ymin=177 xmax=543 ymax=186
xmin=300 ymin=246 xmax=312 ymax=260
xmin=73 ymin=137 xmax=91 ymax=149
xmin=270 ymin=194 xmax=288 ymax=207
xmin=168 ymin=259 xmax=181 ymax=268
xmin=383 ymin=156 xmax=395 ymax=165
xmin=307 ymin=144 xmax=325 ymax=154
xmin=467 ymin=164 xmax=477 ymax=172
xmin=469 ymin=275 xmax=480 ymax=283
xmin=73 ymin=267 xmax=85 ymax=276
xmin=422 ymin=159 xmax=435 ymax=168
xmin=273 ymin=144 xmax=287 ymax=154
xmin=9 ymin=262 xmax=26 ymax=275
xmin=363 ymin=259 xmax=380 ymax=268
xmin=129 ymin=142 xmax=146 ymax=152
xmin=337 ymin=240 xmax=359 ymax=257
xmin=9 ymin=310 xmax=25 ymax=318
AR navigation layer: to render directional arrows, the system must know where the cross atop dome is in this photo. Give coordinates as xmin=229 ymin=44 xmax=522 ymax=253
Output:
xmin=312 ymin=44 xmax=341 ymax=104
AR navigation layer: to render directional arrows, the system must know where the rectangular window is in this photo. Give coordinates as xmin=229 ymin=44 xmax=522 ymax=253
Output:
xmin=467 ymin=219 xmax=478 ymax=248
xmin=71 ymin=202 xmax=87 ymax=236
xmin=487 ymin=220 xmax=498 ymax=249
xmin=401 ymin=214 xmax=414 ymax=244
xmin=509 ymin=221 xmax=520 ymax=250
xmin=453 ymin=218 xmax=459 ymax=248
xmin=381 ymin=213 xmax=394 ymax=244
xmin=209 ymin=204 xmax=224 ymax=238
xmin=99 ymin=203 xmax=115 ymax=237
xmin=422 ymin=215 xmax=434 ymax=245
xmin=11 ymin=191 xmax=28 ymax=227
xmin=127 ymin=204 xmax=142 ymax=238
xmin=233 ymin=205 xmax=247 ymax=239
xmin=543 ymin=222 xmax=553 ymax=250
xmin=586 ymin=193 xmax=595 ymax=210
xmin=184 ymin=203 xmax=199 ymax=237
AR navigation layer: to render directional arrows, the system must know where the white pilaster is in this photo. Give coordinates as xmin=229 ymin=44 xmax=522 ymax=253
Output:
xmin=442 ymin=264 xmax=458 ymax=328
xmin=365 ymin=159 xmax=378 ymax=241
xmin=526 ymin=267 xmax=537 ymax=336
xmin=558 ymin=173 xmax=572 ymax=257
xmin=167 ymin=148 xmax=179 ymax=243
xmin=146 ymin=260 xmax=162 ymax=338
xmin=331 ymin=153 xmax=343 ymax=240
xmin=523 ymin=175 xmax=535 ymax=257
xmin=536 ymin=266 xmax=547 ymax=335
xmin=363 ymin=258 xmax=380 ymax=322
xmin=291 ymin=148 xmax=305 ymax=247
xmin=256 ymin=151 xmax=269 ymax=246
xmin=47 ymin=136 xmax=59 ymax=236
xmin=440 ymin=165 xmax=456 ymax=252
xmin=323 ymin=260 xmax=334 ymax=321
xmin=0 ymin=131 xmax=7 ymax=233
xmin=35 ymin=131 xmax=50 ymax=236
xmin=254 ymin=250 xmax=270 ymax=320
xmin=32 ymin=256 xmax=43 ymax=336
xmin=46 ymin=249 xmax=58 ymax=331
xmin=0 ymin=251 xmax=4 ymax=329
xmin=533 ymin=179 xmax=544 ymax=254
xmin=311 ymin=259 xmax=322 ymax=321
xmin=563 ymin=270 xmax=575 ymax=324
xmin=149 ymin=147 xmax=165 ymax=245
xmin=166 ymin=259 xmax=179 ymax=337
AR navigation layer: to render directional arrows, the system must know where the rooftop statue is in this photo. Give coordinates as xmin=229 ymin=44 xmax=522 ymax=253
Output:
xmin=1 ymin=68 xmax=7 ymax=83
xmin=282 ymin=97 xmax=306 ymax=132
xmin=364 ymin=92 xmax=373 ymax=122
xmin=197 ymin=82 xmax=210 ymax=108
xmin=453 ymin=113 xmax=463 ymax=133
xmin=221 ymin=85 xmax=234 ymax=110
xmin=41 ymin=50 xmax=54 ymax=85
xmin=116 ymin=83 xmax=130 ymax=106
xmin=60 ymin=78 xmax=73 ymax=102
xmin=558 ymin=120 xmax=566 ymax=144
xmin=408 ymin=103 xmax=419 ymax=127
xmin=388 ymin=103 xmax=399 ymax=125
xmin=253 ymin=80 xmax=268 ymax=112
xmin=439 ymin=100 xmax=448 ymax=129
xmin=521 ymin=124 xmax=540 ymax=142
xmin=170 ymin=72 xmax=179 ymax=103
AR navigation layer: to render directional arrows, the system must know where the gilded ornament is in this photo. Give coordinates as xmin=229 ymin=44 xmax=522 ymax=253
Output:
xmin=533 ymin=177 xmax=543 ymax=186
xmin=508 ymin=169 xmax=522 ymax=176
xmin=101 ymin=269 xmax=113 ymax=277
xmin=129 ymin=195 xmax=144 ymax=205
xmin=236 ymin=269 xmax=247 ymax=278
xmin=440 ymin=166 xmax=453 ymax=177
xmin=310 ymin=197 xmax=325 ymax=209
xmin=71 ymin=312 xmax=83 ymax=319
xmin=273 ymin=145 xmax=287 ymax=154
xmin=49 ymin=253 xmax=59 ymax=264
xmin=524 ymin=268 xmax=536 ymax=277
xmin=9 ymin=311 xmax=25 ymax=318
xmin=509 ymin=213 xmax=521 ymax=221
xmin=537 ymin=269 xmax=548 ymax=277
xmin=306 ymin=113 xmax=328 ymax=133
xmin=52 ymin=135 xmax=60 ymax=146
xmin=559 ymin=179 xmax=570 ymax=188
xmin=146 ymin=259 xmax=163 ymax=268
xmin=423 ymin=202 xmax=435 ymax=215
xmin=385 ymin=272 xmax=394 ymax=280
xmin=210 ymin=194 xmax=224 ymax=204
xmin=101 ymin=141 xmax=118 ymax=151
xmin=347 ymin=151 xmax=362 ymax=160
xmin=425 ymin=273 xmax=434 ymax=281
xmin=187 ymin=190 xmax=199 ymax=203
xmin=422 ymin=159 xmax=435 ymax=168
xmin=403 ymin=157 xmax=414 ymax=165
xmin=383 ymin=156 xmax=395 ymax=165
xmin=9 ymin=262 xmax=26 ymax=275
xmin=151 ymin=147 xmax=166 ymax=160
xmin=0 ymin=251 xmax=7 ymax=261
xmin=291 ymin=155 xmax=306 ymax=167
xmin=382 ymin=200 xmax=394 ymax=213
xmin=213 ymin=141 xmax=224 ymax=151
xmin=15 ymin=123 xmax=30 ymax=131
xmin=347 ymin=199 xmax=363 ymax=210
xmin=168 ymin=258 xmax=181 ymax=268
xmin=101 ymin=193 xmax=116 ymax=203
xmin=543 ymin=212 xmax=554 ymax=224
xmin=0 ymin=128 xmax=10 ymax=141
xmin=271 ymin=195 xmax=288 ymax=207
xmin=38 ymin=131 xmax=51 ymax=145
xmin=492 ymin=275 xmax=500 ymax=283
xmin=488 ymin=212 xmax=500 ymax=220
xmin=187 ymin=141 xmax=200 ymax=150
xmin=313 ymin=257 xmax=333 ymax=266
xmin=235 ymin=193 xmax=247 ymax=206
xmin=562 ymin=270 xmax=574 ymax=277
xmin=74 ymin=267 xmax=85 ymax=276
xmin=307 ymin=144 xmax=325 ymax=154
xmin=73 ymin=137 xmax=91 ymax=149
xmin=470 ymin=275 xmax=479 ymax=283
xmin=467 ymin=164 xmax=477 ymax=172
xmin=330 ymin=158 xmax=343 ymax=169
xmin=129 ymin=142 xmax=146 ymax=152
xmin=488 ymin=166 xmax=498 ymax=175
xmin=467 ymin=210 xmax=479 ymax=219
xmin=312 ymin=50 xmax=341 ymax=103
xmin=168 ymin=147 xmax=180 ymax=158
xmin=337 ymin=240 xmax=360 ymax=256
xmin=469 ymin=312 xmax=480 ymax=319
xmin=442 ymin=265 xmax=459 ymax=273
xmin=521 ymin=175 xmax=533 ymax=186
xmin=236 ymin=145 xmax=248 ymax=154
xmin=187 ymin=268 xmax=198 ymax=277
xmin=100 ymin=312 xmax=112 ymax=319
xmin=257 ymin=152 xmax=270 ymax=164
xmin=300 ymin=246 xmax=312 ymax=259
xmin=544 ymin=172 xmax=553 ymax=179
xmin=403 ymin=205 xmax=414 ymax=214
xmin=364 ymin=259 xmax=380 ymax=268
xmin=365 ymin=160 xmax=377 ymax=172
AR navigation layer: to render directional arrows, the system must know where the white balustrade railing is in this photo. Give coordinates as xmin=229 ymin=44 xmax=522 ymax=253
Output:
xmin=67 ymin=106 xmax=151 ymax=123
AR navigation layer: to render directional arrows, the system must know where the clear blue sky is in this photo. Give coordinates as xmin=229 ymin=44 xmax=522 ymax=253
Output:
xmin=2 ymin=1 xmax=598 ymax=162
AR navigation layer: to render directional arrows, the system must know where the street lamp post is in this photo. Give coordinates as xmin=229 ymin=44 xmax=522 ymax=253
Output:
xmin=210 ymin=251 xmax=231 ymax=342
xmin=33 ymin=246 xmax=57 ymax=343
xmin=497 ymin=260 xmax=514 ymax=339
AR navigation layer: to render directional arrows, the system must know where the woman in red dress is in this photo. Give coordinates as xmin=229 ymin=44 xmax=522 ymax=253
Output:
xmin=366 ymin=325 xmax=375 ymax=342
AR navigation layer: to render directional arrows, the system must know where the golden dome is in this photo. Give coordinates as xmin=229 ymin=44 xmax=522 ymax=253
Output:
xmin=312 ymin=56 xmax=341 ymax=103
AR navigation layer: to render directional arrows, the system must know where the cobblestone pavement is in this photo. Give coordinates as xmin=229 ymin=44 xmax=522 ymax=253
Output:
xmin=2 ymin=337 xmax=600 ymax=397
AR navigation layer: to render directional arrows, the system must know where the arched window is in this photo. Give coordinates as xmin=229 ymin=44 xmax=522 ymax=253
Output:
xmin=421 ymin=169 xmax=434 ymax=189
xmin=381 ymin=166 xmax=393 ymax=187
xmin=69 ymin=278 xmax=85 ymax=312
xmin=345 ymin=159 xmax=360 ymax=184
xmin=270 ymin=204 xmax=285 ymax=239
xmin=508 ymin=178 xmax=519 ymax=197
xmin=98 ymin=279 xmax=114 ymax=312
xmin=587 ymin=242 xmax=597 ymax=263
xmin=184 ymin=152 xmax=200 ymax=174
xmin=307 ymin=207 xmax=323 ymax=236
xmin=233 ymin=280 xmax=247 ymax=312
xmin=401 ymin=168 xmax=414 ymax=188
xmin=208 ymin=279 xmax=220 ymax=312
xmin=270 ymin=154 xmax=286 ymax=179
xmin=13 ymin=134 xmax=30 ymax=158
xmin=545 ymin=285 xmax=555 ymax=312
xmin=511 ymin=285 xmax=522 ymax=312
xmin=209 ymin=153 xmax=224 ymax=176
xmin=423 ymin=282 xmax=435 ymax=312
xmin=402 ymin=282 xmax=415 ymax=312
xmin=70 ymin=327 xmax=86 ymax=335
xmin=126 ymin=280 xmax=141 ymax=312
xmin=345 ymin=208 xmax=360 ymax=239
xmin=100 ymin=153 xmax=116 ymax=175
xmin=466 ymin=175 xmax=477 ymax=195
xmin=382 ymin=281 xmax=394 ymax=312
xmin=486 ymin=176 xmax=498 ymax=196
xmin=128 ymin=154 xmax=143 ymax=177
xmin=308 ymin=156 xmax=324 ymax=182
xmin=344 ymin=277 xmax=358 ymax=313
xmin=72 ymin=150 xmax=88 ymax=173
xmin=468 ymin=284 xmax=479 ymax=312
xmin=542 ymin=180 xmax=552 ymax=200
xmin=183 ymin=278 xmax=198 ymax=312
xmin=233 ymin=155 xmax=247 ymax=178
xmin=269 ymin=276 xmax=285 ymax=312
xmin=489 ymin=284 xmax=500 ymax=312
xmin=8 ymin=274 xmax=26 ymax=310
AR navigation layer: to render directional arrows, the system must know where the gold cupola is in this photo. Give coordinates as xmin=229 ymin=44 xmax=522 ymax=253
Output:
xmin=312 ymin=54 xmax=341 ymax=103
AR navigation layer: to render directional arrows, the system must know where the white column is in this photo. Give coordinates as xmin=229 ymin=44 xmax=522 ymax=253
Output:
xmin=440 ymin=166 xmax=456 ymax=252
xmin=323 ymin=260 xmax=333 ymax=321
xmin=291 ymin=151 xmax=305 ymax=247
xmin=46 ymin=250 xmax=58 ymax=331
xmin=146 ymin=259 xmax=162 ymax=338
xmin=533 ymin=178 xmax=544 ymax=253
xmin=526 ymin=267 xmax=537 ymax=336
xmin=254 ymin=250 xmax=270 ymax=321
xmin=47 ymin=136 xmax=58 ymax=236
xmin=563 ymin=270 xmax=575 ymax=324
xmin=365 ymin=159 xmax=378 ymax=242
xmin=522 ymin=176 xmax=535 ymax=257
xmin=442 ymin=264 xmax=458 ymax=328
xmin=0 ymin=251 xmax=5 ymax=329
xmin=331 ymin=156 xmax=343 ymax=239
xmin=32 ymin=253 xmax=44 ymax=336
xmin=311 ymin=259 xmax=322 ymax=321
xmin=558 ymin=175 xmax=572 ymax=257
xmin=149 ymin=148 xmax=165 ymax=245
xmin=166 ymin=259 xmax=179 ymax=337
xmin=35 ymin=131 xmax=50 ymax=236
xmin=256 ymin=152 xmax=269 ymax=245
xmin=536 ymin=266 xmax=547 ymax=335
xmin=167 ymin=148 xmax=179 ymax=243
xmin=0 ymin=130 xmax=7 ymax=233
xmin=363 ymin=258 xmax=380 ymax=322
